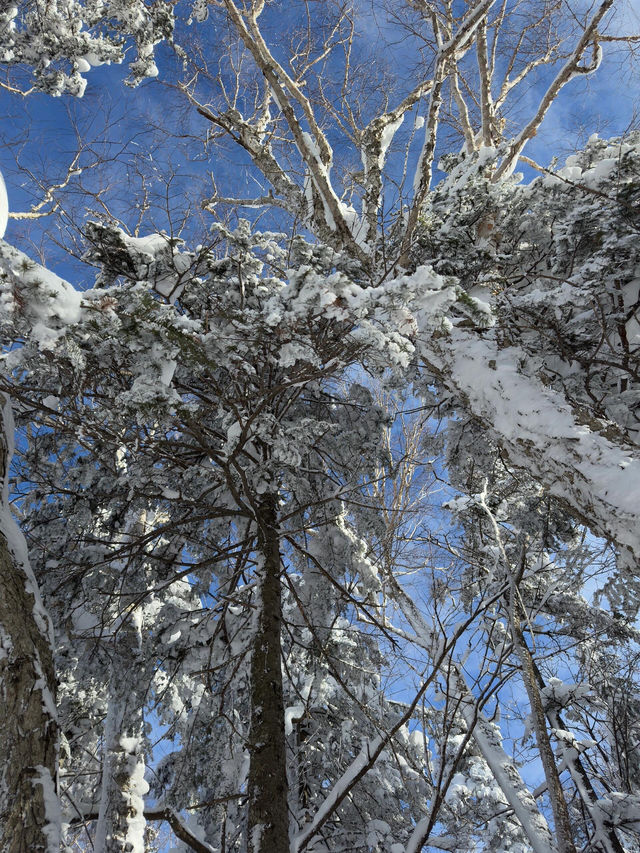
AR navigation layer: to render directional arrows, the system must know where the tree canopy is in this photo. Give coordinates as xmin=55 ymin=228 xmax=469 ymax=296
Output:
xmin=0 ymin=1 xmax=639 ymax=852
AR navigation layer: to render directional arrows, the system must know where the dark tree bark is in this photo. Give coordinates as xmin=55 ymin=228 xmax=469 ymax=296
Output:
xmin=247 ymin=494 xmax=289 ymax=853
xmin=0 ymin=395 xmax=58 ymax=853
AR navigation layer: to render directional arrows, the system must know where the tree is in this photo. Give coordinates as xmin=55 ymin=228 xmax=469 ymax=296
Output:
xmin=1 ymin=0 xmax=639 ymax=851
xmin=0 ymin=0 xmax=172 ymax=96
xmin=0 ymin=230 xmax=64 ymax=852
xmin=173 ymin=4 xmax=639 ymax=846
xmin=5 ymin=221 xmax=441 ymax=849
xmin=182 ymin=0 xmax=638 ymax=552
xmin=0 ymin=394 xmax=59 ymax=853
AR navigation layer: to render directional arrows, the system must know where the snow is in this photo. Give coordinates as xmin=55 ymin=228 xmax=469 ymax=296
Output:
xmin=159 ymin=357 xmax=177 ymax=386
xmin=73 ymin=75 xmax=88 ymax=98
xmin=278 ymin=341 xmax=320 ymax=368
xmin=442 ymin=495 xmax=473 ymax=513
xmin=166 ymin=629 xmax=181 ymax=644
xmin=292 ymin=735 xmax=385 ymax=853
xmin=303 ymin=173 xmax=315 ymax=223
xmin=0 ymin=240 xmax=82 ymax=349
xmin=96 ymin=722 xmax=148 ymax=853
xmin=0 ymin=625 xmax=12 ymax=661
xmin=119 ymin=736 xmax=141 ymax=753
xmin=82 ymin=52 xmax=107 ymax=68
xmin=284 ymin=704 xmax=305 ymax=735
xmin=121 ymin=232 xmax=167 ymax=255
xmin=412 ymin=143 xmax=427 ymax=197
xmin=111 ymin=230 xmax=188 ymax=302
xmin=541 ymin=678 xmax=591 ymax=710
xmin=33 ymin=653 xmax=58 ymax=721
xmin=124 ymin=757 xmax=149 ymax=852
xmin=429 ymin=328 xmax=640 ymax=558
xmin=0 ymin=170 xmax=8 ymax=239
xmin=405 ymin=821 xmax=458 ymax=852
xmin=379 ymin=114 xmax=405 ymax=168
xmin=596 ymin=793 xmax=640 ymax=833
xmin=299 ymin=131 xmax=368 ymax=242
xmin=32 ymin=766 xmax=62 ymax=853
xmin=301 ymin=131 xmax=328 ymax=172
xmin=462 ymin=709 xmax=555 ymax=853
xmin=225 ymin=420 xmax=243 ymax=453
xmin=71 ymin=605 xmax=100 ymax=633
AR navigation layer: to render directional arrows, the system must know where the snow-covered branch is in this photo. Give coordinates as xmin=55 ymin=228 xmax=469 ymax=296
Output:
xmin=425 ymin=328 xmax=640 ymax=561
xmin=401 ymin=0 xmax=496 ymax=263
xmin=494 ymin=0 xmax=613 ymax=179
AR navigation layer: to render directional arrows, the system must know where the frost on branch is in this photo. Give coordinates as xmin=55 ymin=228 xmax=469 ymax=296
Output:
xmin=412 ymin=133 xmax=640 ymax=607
xmin=0 ymin=0 xmax=173 ymax=95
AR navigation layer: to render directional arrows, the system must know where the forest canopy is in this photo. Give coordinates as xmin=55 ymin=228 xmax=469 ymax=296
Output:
xmin=0 ymin=1 xmax=639 ymax=852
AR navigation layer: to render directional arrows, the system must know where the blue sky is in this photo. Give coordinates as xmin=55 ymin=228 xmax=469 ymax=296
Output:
xmin=2 ymin=5 xmax=639 ymax=849
xmin=0 ymin=0 xmax=638 ymax=290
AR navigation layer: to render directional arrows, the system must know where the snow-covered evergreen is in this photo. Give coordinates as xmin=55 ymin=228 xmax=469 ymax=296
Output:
xmin=1 ymin=1 xmax=639 ymax=851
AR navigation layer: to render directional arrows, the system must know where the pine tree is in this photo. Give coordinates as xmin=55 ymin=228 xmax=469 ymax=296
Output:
xmin=1 ymin=0 xmax=640 ymax=850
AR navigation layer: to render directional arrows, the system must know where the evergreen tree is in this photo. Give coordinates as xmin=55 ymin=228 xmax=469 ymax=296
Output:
xmin=1 ymin=0 xmax=639 ymax=850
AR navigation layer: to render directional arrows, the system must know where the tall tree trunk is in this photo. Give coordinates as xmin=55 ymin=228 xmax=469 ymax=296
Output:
xmin=247 ymin=494 xmax=289 ymax=853
xmin=94 ymin=610 xmax=147 ymax=852
xmin=0 ymin=394 xmax=59 ymax=853
xmin=529 ymin=657 xmax=625 ymax=853
xmin=510 ymin=578 xmax=577 ymax=853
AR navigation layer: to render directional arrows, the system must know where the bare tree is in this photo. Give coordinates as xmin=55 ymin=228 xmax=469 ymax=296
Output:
xmin=176 ymin=0 xmax=626 ymax=265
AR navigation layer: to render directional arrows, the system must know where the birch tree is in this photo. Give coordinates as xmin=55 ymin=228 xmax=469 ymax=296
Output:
xmin=1 ymin=0 xmax=640 ymax=851
xmin=167 ymin=2 xmax=640 ymax=848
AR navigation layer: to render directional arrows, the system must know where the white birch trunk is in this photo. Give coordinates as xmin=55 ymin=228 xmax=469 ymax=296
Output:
xmin=94 ymin=610 xmax=147 ymax=853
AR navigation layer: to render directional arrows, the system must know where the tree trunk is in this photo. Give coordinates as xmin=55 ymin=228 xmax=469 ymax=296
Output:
xmin=510 ymin=581 xmax=577 ymax=853
xmin=529 ymin=657 xmax=625 ymax=853
xmin=94 ymin=510 xmax=150 ymax=853
xmin=0 ymin=395 xmax=59 ymax=853
xmin=247 ymin=494 xmax=289 ymax=853
xmin=94 ymin=610 xmax=147 ymax=853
